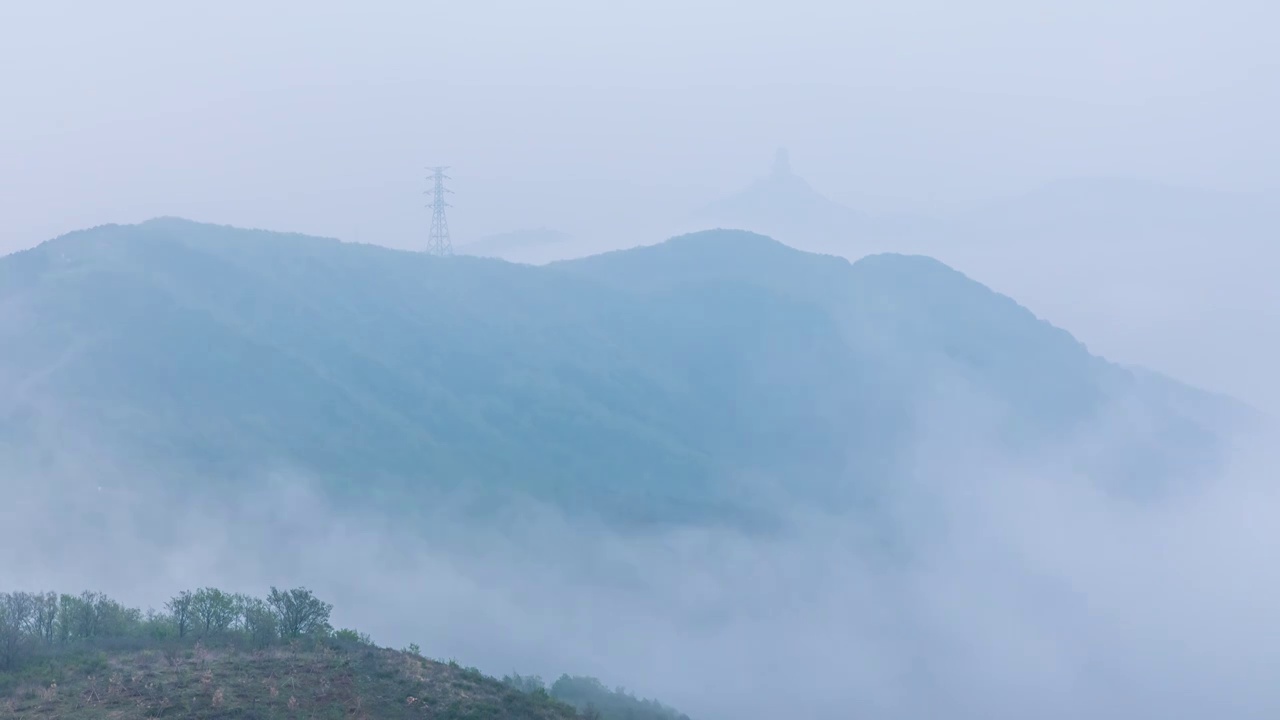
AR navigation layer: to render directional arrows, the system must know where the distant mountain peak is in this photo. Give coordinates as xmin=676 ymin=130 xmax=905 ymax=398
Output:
xmin=667 ymin=227 xmax=791 ymax=251
xmin=771 ymin=147 xmax=792 ymax=179
xmin=141 ymin=215 xmax=199 ymax=227
xmin=690 ymin=150 xmax=860 ymax=237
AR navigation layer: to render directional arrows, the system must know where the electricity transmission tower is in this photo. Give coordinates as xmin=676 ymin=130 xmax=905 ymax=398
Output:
xmin=425 ymin=166 xmax=453 ymax=256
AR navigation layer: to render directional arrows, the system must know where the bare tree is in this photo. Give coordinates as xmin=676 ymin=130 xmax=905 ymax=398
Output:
xmin=266 ymin=587 xmax=332 ymax=640
xmin=65 ymin=591 xmax=108 ymax=640
xmin=33 ymin=592 xmax=57 ymax=645
xmin=191 ymin=588 xmax=237 ymax=637
xmin=165 ymin=590 xmax=194 ymax=639
xmin=0 ymin=592 xmax=36 ymax=670
xmin=234 ymin=594 xmax=278 ymax=648
xmin=56 ymin=594 xmax=75 ymax=643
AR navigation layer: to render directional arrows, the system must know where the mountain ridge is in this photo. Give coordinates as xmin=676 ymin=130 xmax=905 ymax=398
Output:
xmin=0 ymin=218 xmax=1241 ymax=524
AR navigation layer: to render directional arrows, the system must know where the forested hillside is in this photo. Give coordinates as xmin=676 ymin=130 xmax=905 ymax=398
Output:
xmin=0 ymin=218 xmax=1241 ymax=525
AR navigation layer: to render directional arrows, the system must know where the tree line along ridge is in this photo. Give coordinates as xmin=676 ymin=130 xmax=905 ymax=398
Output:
xmin=0 ymin=587 xmax=691 ymax=720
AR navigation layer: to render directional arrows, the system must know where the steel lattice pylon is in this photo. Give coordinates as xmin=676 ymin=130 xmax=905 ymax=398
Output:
xmin=425 ymin=166 xmax=453 ymax=256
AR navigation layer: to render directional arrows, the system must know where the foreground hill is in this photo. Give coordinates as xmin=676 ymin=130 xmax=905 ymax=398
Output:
xmin=0 ymin=218 xmax=1241 ymax=523
xmin=0 ymin=587 xmax=685 ymax=720
xmin=4 ymin=643 xmax=577 ymax=720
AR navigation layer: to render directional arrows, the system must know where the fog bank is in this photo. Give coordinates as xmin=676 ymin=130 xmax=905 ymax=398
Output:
xmin=3 ymin=413 xmax=1276 ymax=720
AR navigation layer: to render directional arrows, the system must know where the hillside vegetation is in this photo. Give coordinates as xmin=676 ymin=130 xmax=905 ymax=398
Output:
xmin=0 ymin=219 xmax=1241 ymax=524
xmin=0 ymin=589 xmax=684 ymax=720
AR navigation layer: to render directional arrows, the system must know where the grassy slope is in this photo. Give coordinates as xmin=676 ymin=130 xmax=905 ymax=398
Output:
xmin=2 ymin=642 xmax=578 ymax=720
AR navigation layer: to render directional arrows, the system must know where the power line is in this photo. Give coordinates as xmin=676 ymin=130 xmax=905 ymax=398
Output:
xmin=425 ymin=166 xmax=453 ymax=256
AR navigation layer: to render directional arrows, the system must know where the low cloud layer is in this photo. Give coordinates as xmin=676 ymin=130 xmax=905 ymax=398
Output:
xmin=2 ymin=408 xmax=1277 ymax=720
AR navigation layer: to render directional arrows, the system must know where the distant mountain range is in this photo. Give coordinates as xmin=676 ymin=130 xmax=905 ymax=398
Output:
xmin=680 ymin=150 xmax=1280 ymax=414
xmin=688 ymin=148 xmax=1278 ymax=251
xmin=0 ymin=218 xmax=1250 ymax=525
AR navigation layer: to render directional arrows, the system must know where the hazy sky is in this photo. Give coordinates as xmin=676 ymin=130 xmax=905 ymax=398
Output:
xmin=3 ymin=0 xmax=1278 ymax=253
